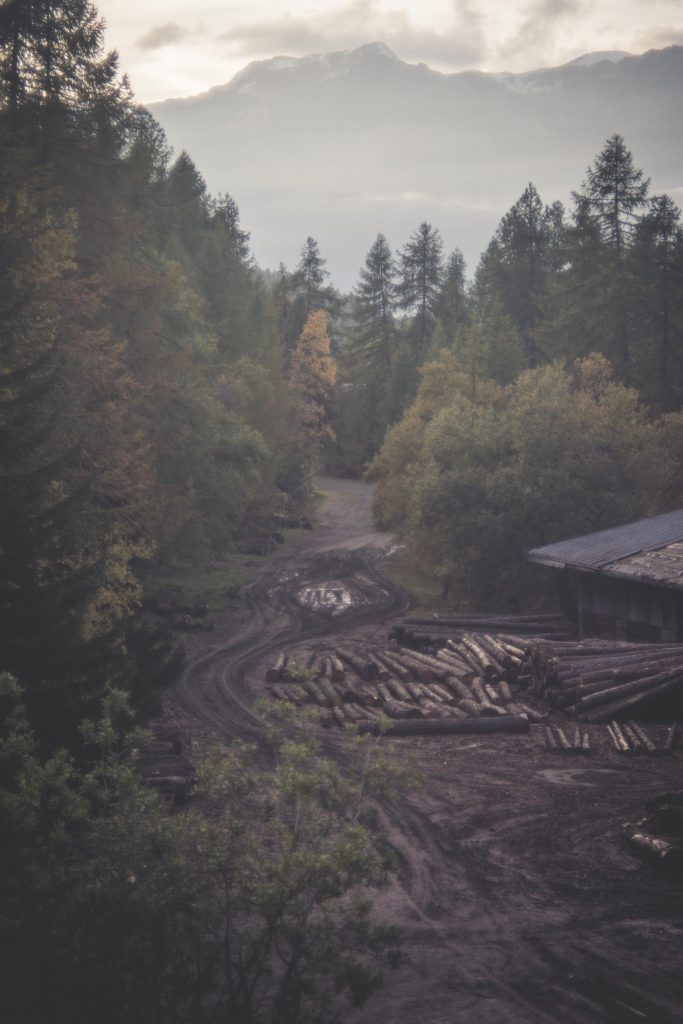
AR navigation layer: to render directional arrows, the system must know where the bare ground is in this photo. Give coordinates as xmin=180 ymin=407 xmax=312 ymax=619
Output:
xmin=169 ymin=477 xmax=683 ymax=1024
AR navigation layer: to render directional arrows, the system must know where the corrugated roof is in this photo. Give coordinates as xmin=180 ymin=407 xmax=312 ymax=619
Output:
xmin=528 ymin=508 xmax=683 ymax=571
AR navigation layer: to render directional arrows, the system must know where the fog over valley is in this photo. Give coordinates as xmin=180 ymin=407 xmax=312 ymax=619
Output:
xmin=150 ymin=42 xmax=683 ymax=287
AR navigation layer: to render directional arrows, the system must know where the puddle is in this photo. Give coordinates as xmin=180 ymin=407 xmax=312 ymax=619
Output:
xmin=535 ymin=767 xmax=620 ymax=788
xmin=295 ymin=580 xmax=364 ymax=616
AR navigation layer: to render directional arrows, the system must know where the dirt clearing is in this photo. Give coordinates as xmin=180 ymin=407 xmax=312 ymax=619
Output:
xmin=170 ymin=478 xmax=683 ymax=1023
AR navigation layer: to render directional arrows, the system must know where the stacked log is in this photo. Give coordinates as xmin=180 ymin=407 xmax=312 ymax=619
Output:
xmin=527 ymin=640 xmax=683 ymax=722
xmin=264 ymin=637 xmax=543 ymax=730
xmin=391 ymin=613 xmax=573 ymax=649
xmin=357 ymin=715 xmax=531 ymax=737
xmin=544 ymin=725 xmax=591 ymax=753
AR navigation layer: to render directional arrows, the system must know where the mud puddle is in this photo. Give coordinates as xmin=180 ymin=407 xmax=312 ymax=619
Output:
xmin=295 ymin=579 xmax=367 ymax=616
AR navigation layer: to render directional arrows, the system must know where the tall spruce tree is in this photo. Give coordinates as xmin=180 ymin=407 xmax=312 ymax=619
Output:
xmin=573 ymin=134 xmax=650 ymax=257
xmin=351 ymin=232 xmax=397 ymax=374
xmin=398 ymin=221 xmax=444 ymax=351
xmin=632 ymin=194 xmax=683 ymax=410
xmin=436 ymin=247 xmax=468 ymax=342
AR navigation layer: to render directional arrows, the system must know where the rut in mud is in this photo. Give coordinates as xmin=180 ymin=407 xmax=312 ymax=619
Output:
xmin=172 ymin=477 xmax=683 ymax=1024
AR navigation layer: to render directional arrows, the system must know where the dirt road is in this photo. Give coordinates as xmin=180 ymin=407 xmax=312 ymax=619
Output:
xmin=174 ymin=478 xmax=683 ymax=1024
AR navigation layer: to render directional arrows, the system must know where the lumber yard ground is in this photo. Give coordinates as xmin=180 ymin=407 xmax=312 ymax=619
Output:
xmin=165 ymin=478 xmax=683 ymax=1024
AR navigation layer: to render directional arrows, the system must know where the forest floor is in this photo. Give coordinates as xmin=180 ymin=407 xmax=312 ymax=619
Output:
xmin=167 ymin=477 xmax=683 ymax=1024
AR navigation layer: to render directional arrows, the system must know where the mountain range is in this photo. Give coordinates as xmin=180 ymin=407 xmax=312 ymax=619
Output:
xmin=150 ymin=42 xmax=683 ymax=289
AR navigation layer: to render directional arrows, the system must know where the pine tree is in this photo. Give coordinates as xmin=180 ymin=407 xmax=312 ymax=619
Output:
xmin=632 ymin=194 xmax=683 ymax=410
xmin=437 ymin=247 xmax=468 ymax=342
xmin=475 ymin=184 xmax=561 ymax=366
xmin=294 ymin=236 xmax=332 ymax=317
xmin=350 ymin=232 xmax=396 ymax=374
xmin=0 ymin=0 xmax=128 ymax=141
xmin=398 ymin=222 xmax=444 ymax=351
xmin=573 ymin=134 xmax=650 ymax=257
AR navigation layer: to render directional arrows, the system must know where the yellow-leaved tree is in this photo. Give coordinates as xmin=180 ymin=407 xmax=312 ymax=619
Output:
xmin=284 ymin=310 xmax=337 ymax=510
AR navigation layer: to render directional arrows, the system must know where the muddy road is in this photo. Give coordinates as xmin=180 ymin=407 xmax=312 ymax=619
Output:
xmin=173 ymin=478 xmax=683 ymax=1024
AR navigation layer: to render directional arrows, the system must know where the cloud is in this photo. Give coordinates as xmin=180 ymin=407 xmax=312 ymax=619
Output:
xmin=219 ymin=0 xmax=488 ymax=70
xmin=497 ymin=0 xmax=586 ymax=62
xmin=633 ymin=25 xmax=683 ymax=49
xmin=136 ymin=22 xmax=190 ymax=51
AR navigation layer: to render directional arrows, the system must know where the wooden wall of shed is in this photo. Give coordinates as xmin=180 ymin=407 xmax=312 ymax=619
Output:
xmin=575 ymin=572 xmax=683 ymax=642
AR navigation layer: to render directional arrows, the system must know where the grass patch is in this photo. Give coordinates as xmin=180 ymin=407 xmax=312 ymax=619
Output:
xmin=382 ymin=545 xmax=448 ymax=614
xmin=143 ymin=560 xmax=247 ymax=614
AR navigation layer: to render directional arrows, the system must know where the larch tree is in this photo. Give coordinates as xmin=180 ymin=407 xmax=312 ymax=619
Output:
xmin=285 ymin=311 xmax=337 ymax=507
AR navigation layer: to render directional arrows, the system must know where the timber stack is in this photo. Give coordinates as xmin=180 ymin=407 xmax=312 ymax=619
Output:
xmin=527 ymin=639 xmax=683 ymax=723
xmin=264 ymin=636 xmax=542 ymax=731
xmin=391 ymin=612 xmax=574 ymax=648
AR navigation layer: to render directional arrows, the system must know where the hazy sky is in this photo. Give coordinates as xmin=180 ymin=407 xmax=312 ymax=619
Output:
xmin=97 ymin=0 xmax=683 ymax=103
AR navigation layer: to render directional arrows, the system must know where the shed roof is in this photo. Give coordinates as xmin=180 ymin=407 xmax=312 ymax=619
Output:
xmin=528 ymin=509 xmax=683 ymax=577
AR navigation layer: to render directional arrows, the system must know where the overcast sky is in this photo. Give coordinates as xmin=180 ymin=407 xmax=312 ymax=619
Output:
xmin=96 ymin=0 xmax=683 ymax=103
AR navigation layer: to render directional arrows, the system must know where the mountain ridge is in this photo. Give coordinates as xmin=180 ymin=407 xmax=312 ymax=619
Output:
xmin=149 ymin=43 xmax=683 ymax=289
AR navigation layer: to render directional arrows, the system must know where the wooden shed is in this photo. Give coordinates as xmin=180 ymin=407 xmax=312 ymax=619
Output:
xmin=529 ymin=509 xmax=683 ymax=642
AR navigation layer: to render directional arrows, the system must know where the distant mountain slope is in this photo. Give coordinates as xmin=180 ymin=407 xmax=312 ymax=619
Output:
xmin=150 ymin=43 xmax=683 ymax=288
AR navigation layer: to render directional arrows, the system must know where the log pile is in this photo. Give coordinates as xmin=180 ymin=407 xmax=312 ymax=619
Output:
xmin=264 ymin=637 xmax=542 ymax=731
xmin=391 ymin=612 xmax=573 ymax=649
xmin=527 ymin=640 xmax=683 ymax=722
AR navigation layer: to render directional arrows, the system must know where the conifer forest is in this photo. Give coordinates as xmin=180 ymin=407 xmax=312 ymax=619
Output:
xmin=2 ymin=3 xmax=683 ymax=1023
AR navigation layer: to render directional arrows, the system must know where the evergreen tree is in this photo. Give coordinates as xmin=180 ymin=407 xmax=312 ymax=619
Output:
xmin=573 ymin=134 xmax=650 ymax=257
xmin=540 ymin=136 xmax=650 ymax=384
xmin=398 ymin=221 xmax=444 ymax=351
xmin=0 ymin=0 xmax=128 ymax=142
xmin=436 ymin=247 xmax=468 ymax=342
xmin=294 ymin=236 xmax=333 ymax=317
xmin=350 ymin=232 xmax=397 ymax=374
xmin=632 ymin=194 xmax=683 ymax=410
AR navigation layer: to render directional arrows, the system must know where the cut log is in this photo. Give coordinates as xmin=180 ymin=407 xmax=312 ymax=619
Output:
xmin=581 ymin=675 xmax=683 ymax=724
xmin=366 ymin=655 xmax=390 ymax=682
xmin=665 ymin=723 xmax=678 ymax=752
xmin=429 ymin=682 xmax=457 ymax=704
xmin=556 ymin=727 xmax=572 ymax=751
xmin=577 ymin=671 xmax=681 ymax=711
xmin=509 ymin=703 xmax=545 ymax=723
xmin=317 ymin=679 xmax=343 ymax=707
xmin=332 ymin=707 xmax=346 ymax=728
xmin=385 ymin=678 xmax=411 ymax=703
xmin=397 ymin=648 xmax=457 ymax=681
xmin=499 ymin=680 xmax=513 ymax=703
xmin=271 ymin=683 xmax=297 ymax=704
xmin=623 ymin=723 xmax=644 ymax=752
xmin=472 ymin=678 xmax=489 ymax=705
xmin=329 ymin=654 xmax=345 ymax=682
xmin=622 ymin=821 xmax=683 ymax=870
xmin=375 ymin=651 xmax=413 ymax=682
xmin=611 ymin=720 xmax=631 ymax=752
xmin=357 ymin=715 xmax=532 ymax=736
xmin=384 ymin=699 xmax=422 ymax=720
xmin=610 ymin=720 xmax=626 ymax=753
xmin=266 ymin=652 xmax=288 ymax=682
xmin=545 ymin=726 xmax=558 ymax=751
xmin=303 ymin=679 xmax=331 ymax=707
xmin=459 ymin=698 xmax=482 ymax=716
xmin=335 ymin=648 xmax=379 ymax=682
